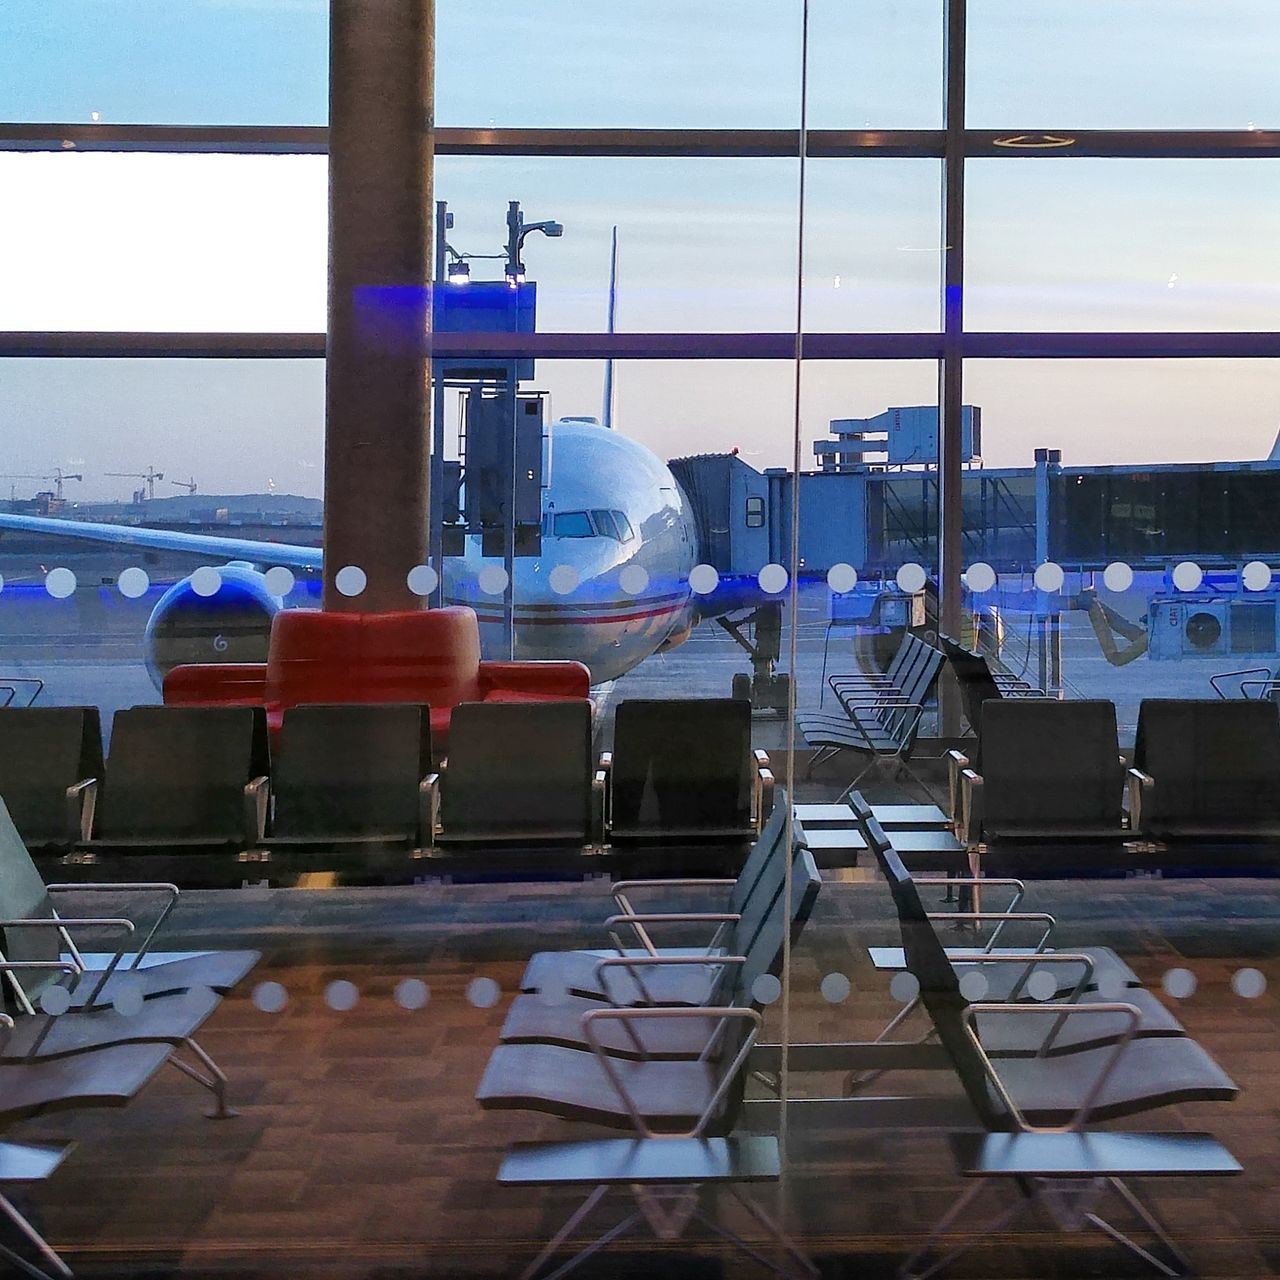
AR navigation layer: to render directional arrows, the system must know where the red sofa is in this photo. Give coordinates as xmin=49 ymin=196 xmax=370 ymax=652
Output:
xmin=162 ymin=607 xmax=590 ymax=750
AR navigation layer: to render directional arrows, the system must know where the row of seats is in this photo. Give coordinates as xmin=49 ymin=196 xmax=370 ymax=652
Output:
xmin=469 ymin=798 xmax=1241 ymax=1277
xmin=0 ymin=698 xmax=772 ymax=880
xmin=162 ymin=606 xmax=590 ymax=749
xmin=0 ymin=798 xmax=260 ymax=1273
xmin=950 ymin=696 xmax=1280 ymax=875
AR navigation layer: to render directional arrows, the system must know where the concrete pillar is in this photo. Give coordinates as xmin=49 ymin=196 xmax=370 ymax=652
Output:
xmin=323 ymin=0 xmax=434 ymax=611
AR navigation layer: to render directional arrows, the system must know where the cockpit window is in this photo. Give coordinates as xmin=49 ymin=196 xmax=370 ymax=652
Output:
xmin=591 ymin=509 xmax=620 ymax=540
xmin=613 ymin=511 xmax=635 ymax=542
xmin=553 ymin=511 xmax=594 ymax=538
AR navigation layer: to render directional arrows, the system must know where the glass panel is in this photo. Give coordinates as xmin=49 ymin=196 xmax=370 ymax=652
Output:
xmin=968 ymin=0 xmax=1280 ymax=129
xmin=966 ymin=159 xmax=1280 ymax=333
xmin=807 ymin=0 xmax=944 ymax=128
xmin=963 ymin=358 xmax=1280 ymax=736
xmin=0 ymin=1 xmax=328 ymax=126
xmin=803 ymin=160 xmax=943 ymax=333
xmin=0 ymin=153 xmax=818 ymax=334
xmin=439 ymin=0 xmax=801 ymax=128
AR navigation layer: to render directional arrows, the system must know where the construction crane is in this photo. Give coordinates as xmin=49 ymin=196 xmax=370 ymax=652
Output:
xmin=0 ymin=468 xmax=83 ymax=500
xmin=107 ymin=467 xmax=165 ymax=501
xmin=171 ymin=476 xmax=198 ymax=495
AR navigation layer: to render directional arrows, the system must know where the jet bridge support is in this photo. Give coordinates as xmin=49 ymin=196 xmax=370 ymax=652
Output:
xmin=718 ymin=604 xmax=791 ymax=712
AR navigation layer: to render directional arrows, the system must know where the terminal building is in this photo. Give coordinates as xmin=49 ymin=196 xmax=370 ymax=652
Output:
xmin=0 ymin=4 xmax=1278 ymax=1280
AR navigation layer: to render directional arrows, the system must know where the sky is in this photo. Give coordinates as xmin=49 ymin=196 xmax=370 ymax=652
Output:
xmin=0 ymin=1 xmax=1277 ymax=501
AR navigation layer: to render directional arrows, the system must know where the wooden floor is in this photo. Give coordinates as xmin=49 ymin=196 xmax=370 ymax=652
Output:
xmin=11 ymin=863 xmax=1280 ymax=1280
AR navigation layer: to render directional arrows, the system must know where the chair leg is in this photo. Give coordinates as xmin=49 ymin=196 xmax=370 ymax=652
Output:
xmin=1083 ymin=1176 xmax=1192 ymax=1278
xmin=166 ymin=1038 xmax=237 ymax=1119
xmin=517 ymin=1184 xmax=616 ymax=1280
xmin=720 ymin=1185 xmax=820 ymax=1279
xmin=898 ymin=1180 xmax=1031 ymax=1280
xmin=0 ymin=1191 xmax=72 ymax=1280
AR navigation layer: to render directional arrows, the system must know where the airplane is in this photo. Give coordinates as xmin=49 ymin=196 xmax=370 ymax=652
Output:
xmin=0 ymin=417 xmax=736 ymax=689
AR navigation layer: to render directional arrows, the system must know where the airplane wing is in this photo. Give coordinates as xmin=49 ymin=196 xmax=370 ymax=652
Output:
xmin=0 ymin=512 xmax=323 ymax=571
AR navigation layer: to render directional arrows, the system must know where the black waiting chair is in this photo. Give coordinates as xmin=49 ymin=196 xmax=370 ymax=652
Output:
xmin=955 ymin=699 xmax=1131 ymax=876
xmin=0 ymin=707 xmax=103 ymax=853
xmin=498 ymin=836 xmax=821 ymax=1061
xmin=1129 ymin=698 xmax=1280 ymax=869
xmin=80 ymin=706 xmax=270 ymax=864
xmin=0 ymin=796 xmax=260 ymax=1012
xmin=869 ymin=823 xmax=1239 ymax=1280
xmin=424 ymin=701 xmax=601 ymax=863
xmin=797 ymin=636 xmax=944 ymax=792
xmin=263 ymin=703 xmax=432 ymax=864
xmin=603 ymin=698 xmax=772 ymax=845
xmin=519 ymin=816 xmax=810 ymax=1007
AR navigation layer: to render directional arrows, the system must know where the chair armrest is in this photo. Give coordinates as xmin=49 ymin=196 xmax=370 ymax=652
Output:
xmin=163 ymin=663 xmax=268 ymax=707
xmin=604 ymin=911 xmax=739 ymax=959
xmin=754 ymin=767 xmax=775 ymax=830
xmin=582 ymin=1006 xmax=762 ymax=1138
xmin=421 ymin=773 xmax=441 ymax=849
xmin=955 ymin=950 xmax=1096 ymax=1004
xmin=64 ymin=778 xmax=98 ymax=843
xmin=1209 ymin=665 xmax=1271 ymax=699
xmin=611 ymin=879 xmax=737 ymax=925
xmin=592 ymin=768 xmax=607 ymax=845
xmin=0 ymin=920 xmax=134 ymax=1010
xmin=959 ymin=769 xmax=983 ymax=846
xmin=477 ymin=660 xmax=591 ymax=699
xmin=945 ymin=749 xmax=969 ymax=822
xmin=964 ymin=1001 xmax=1140 ymax=1132
xmin=1127 ymin=767 xmax=1154 ymax=834
xmin=243 ymin=776 xmax=269 ymax=844
xmin=46 ymin=882 xmax=180 ymax=967
xmin=926 ymin=910 xmax=1055 ymax=955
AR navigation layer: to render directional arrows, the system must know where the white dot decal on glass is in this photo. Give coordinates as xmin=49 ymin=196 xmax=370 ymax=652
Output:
xmin=889 ymin=972 xmax=920 ymax=1004
xmin=1033 ymin=562 xmax=1065 ymax=593
xmin=619 ymin=564 xmax=649 ymax=596
xmin=548 ymin=565 xmax=579 ymax=595
xmin=39 ymin=986 xmax=71 ymax=1016
xmin=1172 ymin=561 xmax=1203 ymax=593
xmin=896 ymin=563 xmax=927 ymax=594
xmin=117 ymin=566 xmax=149 ymax=599
xmin=45 ymin=568 xmax=77 ymax=599
xmin=478 ymin=566 xmax=508 ymax=596
xmin=324 ymin=980 xmax=359 ymax=1012
xmin=820 ymin=972 xmax=852 ymax=1004
xmin=394 ymin=978 xmax=431 ymax=1010
xmin=827 ymin=563 xmax=858 ymax=594
xmin=758 ymin=564 xmax=788 ymax=594
xmin=1242 ymin=561 xmax=1272 ymax=593
xmin=751 ymin=974 xmax=782 ymax=1006
xmin=335 ymin=565 xmax=366 ymax=597
xmin=467 ymin=976 xmax=501 ymax=1009
xmin=1162 ymin=967 xmax=1197 ymax=1000
xmin=264 ymin=566 xmax=295 ymax=597
xmin=1026 ymin=969 xmax=1058 ymax=1002
xmin=406 ymin=564 xmax=438 ymax=597
xmin=190 ymin=566 xmax=222 ymax=598
xmin=1103 ymin=561 xmax=1134 ymax=593
xmin=1231 ymin=967 xmax=1266 ymax=999
xmin=689 ymin=564 xmax=719 ymax=595
xmin=1095 ymin=971 xmax=1129 ymax=1001
xmin=251 ymin=981 xmax=288 ymax=1014
xmin=958 ymin=970 xmax=989 ymax=1002
xmin=965 ymin=562 xmax=997 ymax=594
xmin=112 ymin=980 xmax=144 ymax=1019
